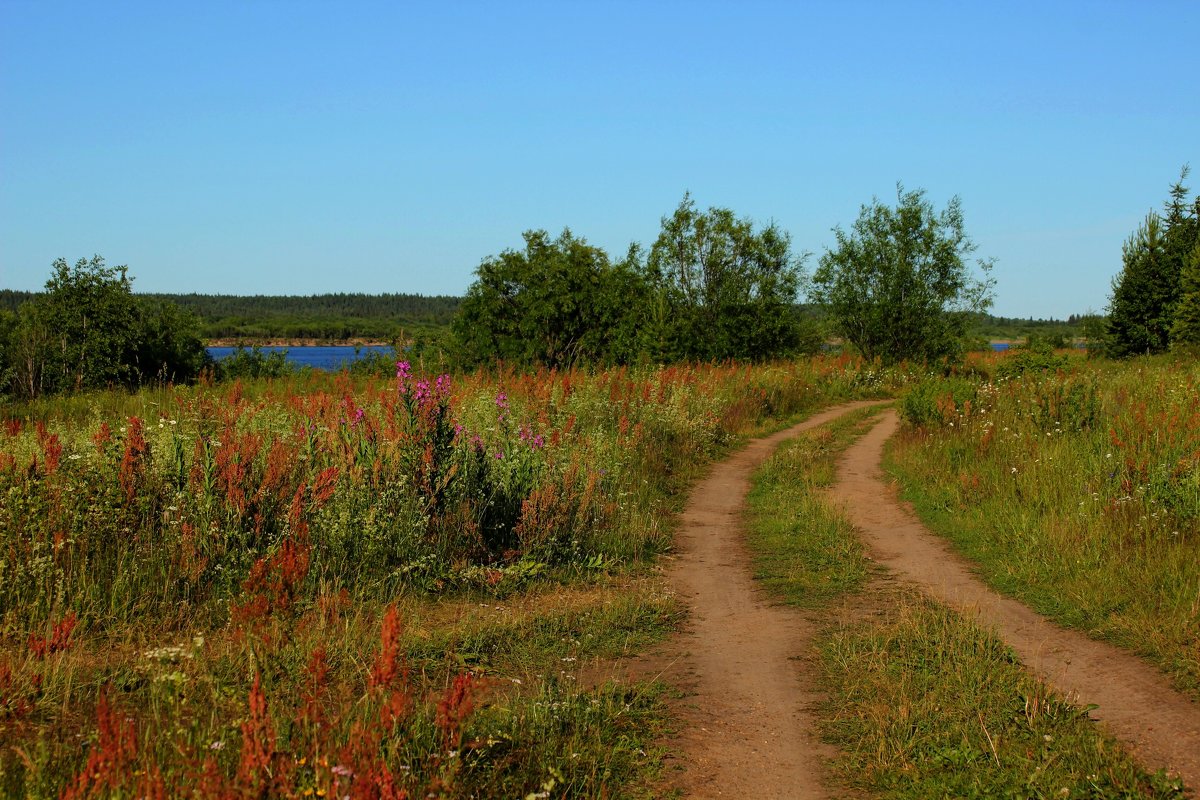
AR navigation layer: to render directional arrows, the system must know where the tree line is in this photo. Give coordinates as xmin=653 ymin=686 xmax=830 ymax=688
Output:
xmin=8 ymin=169 xmax=1191 ymax=401
xmin=0 ymin=188 xmax=999 ymax=398
xmin=453 ymin=189 xmax=995 ymax=368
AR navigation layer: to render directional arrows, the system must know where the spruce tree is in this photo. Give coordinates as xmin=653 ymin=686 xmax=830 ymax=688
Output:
xmin=1170 ymin=242 xmax=1200 ymax=350
xmin=1107 ymin=167 xmax=1198 ymax=357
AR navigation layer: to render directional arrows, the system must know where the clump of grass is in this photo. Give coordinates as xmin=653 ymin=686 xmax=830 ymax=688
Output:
xmin=817 ymin=588 xmax=1187 ymax=799
xmin=745 ymin=405 xmax=884 ymax=607
xmin=888 ymin=355 xmax=1200 ymax=696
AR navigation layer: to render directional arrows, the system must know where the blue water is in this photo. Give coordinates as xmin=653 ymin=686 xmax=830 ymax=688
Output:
xmin=990 ymin=342 xmax=1011 ymax=351
xmin=207 ymin=345 xmax=395 ymax=371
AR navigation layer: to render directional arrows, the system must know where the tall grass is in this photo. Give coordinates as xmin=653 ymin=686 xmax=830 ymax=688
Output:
xmin=890 ymin=354 xmax=1200 ymax=695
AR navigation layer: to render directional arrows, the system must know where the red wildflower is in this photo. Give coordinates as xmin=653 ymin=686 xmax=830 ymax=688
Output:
xmin=61 ymin=689 xmax=138 ymax=800
xmin=28 ymin=610 xmax=77 ymax=659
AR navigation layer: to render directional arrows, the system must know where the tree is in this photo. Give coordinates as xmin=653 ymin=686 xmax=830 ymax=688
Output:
xmin=2 ymin=256 xmax=211 ymax=398
xmin=809 ymin=185 xmax=994 ymax=364
xmin=36 ymin=256 xmax=141 ymax=393
xmin=1170 ymin=242 xmax=1200 ymax=350
xmin=1107 ymin=214 xmax=1174 ymax=356
xmin=1108 ymin=166 xmax=1199 ymax=357
xmin=643 ymin=194 xmax=813 ymax=361
xmin=131 ymin=299 xmax=211 ymax=384
xmin=451 ymin=230 xmax=646 ymax=368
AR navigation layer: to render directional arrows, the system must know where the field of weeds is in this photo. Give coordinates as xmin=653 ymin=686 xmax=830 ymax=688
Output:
xmin=0 ymin=357 xmax=902 ymax=797
xmin=891 ymin=353 xmax=1200 ymax=696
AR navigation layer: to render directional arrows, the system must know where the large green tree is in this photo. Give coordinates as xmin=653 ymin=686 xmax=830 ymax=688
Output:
xmin=643 ymin=195 xmax=814 ymax=361
xmin=3 ymin=256 xmax=210 ymax=398
xmin=1108 ymin=166 xmax=1199 ymax=357
xmin=452 ymin=230 xmax=645 ymax=368
xmin=809 ymin=185 xmax=994 ymax=364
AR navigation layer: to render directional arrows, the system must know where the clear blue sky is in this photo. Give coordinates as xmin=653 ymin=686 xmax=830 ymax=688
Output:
xmin=1 ymin=1 xmax=1196 ymax=319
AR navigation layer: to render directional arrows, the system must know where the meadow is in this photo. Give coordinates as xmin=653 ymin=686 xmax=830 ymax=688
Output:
xmin=890 ymin=352 xmax=1200 ymax=697
xmin=0 ymin=356 xmax=902 ymax=798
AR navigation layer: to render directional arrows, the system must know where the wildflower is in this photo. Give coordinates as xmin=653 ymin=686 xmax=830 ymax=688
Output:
xmin=414 ymin=380 xmax=432 ymax=404
xmin=496 ymin=392 xmax=508 ymax=409
xmin=395 ymin=361 xmax=411 ymax=381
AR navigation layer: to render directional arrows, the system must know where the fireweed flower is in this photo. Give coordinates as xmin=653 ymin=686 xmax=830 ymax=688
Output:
xmin=436 ymin=374 xmax=451 ymax=397
xmin=414 ymin=380 xmax=432 ymax=405
xmin=495 ymin=392 xmax=508 ymax=410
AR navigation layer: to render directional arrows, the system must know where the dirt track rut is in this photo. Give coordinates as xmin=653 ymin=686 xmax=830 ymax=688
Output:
xmin=833 ymin=410 xmax=1200 ymax=786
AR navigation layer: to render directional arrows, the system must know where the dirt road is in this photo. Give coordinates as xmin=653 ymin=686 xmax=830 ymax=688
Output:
xmin=662 ymin=400 xmax=888 ymax=799
xmin=833 ymin=410 xmax=1200 ymax=786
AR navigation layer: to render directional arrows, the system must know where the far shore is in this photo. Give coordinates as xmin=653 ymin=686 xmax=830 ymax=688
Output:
xmin=206 ymin=338 xmax=393 ymax=348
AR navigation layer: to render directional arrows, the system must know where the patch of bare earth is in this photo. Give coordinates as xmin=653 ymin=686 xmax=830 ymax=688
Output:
xmin=832 ymin=410 xmax=1200 ymax=788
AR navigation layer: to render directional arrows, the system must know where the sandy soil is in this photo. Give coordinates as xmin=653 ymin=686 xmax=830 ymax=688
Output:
xmin=832 ymin=410 xmax=1200 ymax=787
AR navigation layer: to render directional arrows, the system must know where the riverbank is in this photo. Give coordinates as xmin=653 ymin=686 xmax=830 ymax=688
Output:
xmin=206 ymin=337 xmax=392 ymax=348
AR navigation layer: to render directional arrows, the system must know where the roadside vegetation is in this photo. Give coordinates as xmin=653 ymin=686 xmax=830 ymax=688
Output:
xmin=744 ymin=398 xmax=1188 ymax=797
xmin=890 ymin=353 xmax=1200 ymax=697
xmin=0 ymin=356 xmax=899 ymax=796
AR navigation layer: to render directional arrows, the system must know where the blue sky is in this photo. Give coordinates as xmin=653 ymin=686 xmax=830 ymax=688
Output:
xmin=1 ymin=1 xmax=1196 ymax=319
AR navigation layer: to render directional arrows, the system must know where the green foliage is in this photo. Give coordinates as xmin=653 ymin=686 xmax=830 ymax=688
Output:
xmin=30 ymin=256 xmax=142 ymax=393
xmin=214 ymin=345 xmax=297 ymax=380
xmin=1170 ymin=241 xmax=1200 ymax=349
xmin=452 ymin=229 xmax=646 ymax=368
xmin=994 ymin=337 xmax=1068 ymax=379
xmin=131 ymin=298 xmax=211 ymax=384
xmin=1108 ymin=214 xmax=1176 ymax=356
xmin=900 ymin=376 xmax=979 ymax=428
xmin=810 ymin=185 xmax=995 ymax=364
xmin=1108 ymin=166 xmax=1200 ymax=357
xmin=643 ymin=194 xmax=816 ymax=361
xmin=2 ymin=257 xmax=211 ymax=398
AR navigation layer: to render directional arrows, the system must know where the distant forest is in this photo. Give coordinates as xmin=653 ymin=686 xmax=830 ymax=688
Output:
xmin=0 ymin=288 xmax=1088 ymax=344
xmin=1 ymin=290 xmax=461 ymax=343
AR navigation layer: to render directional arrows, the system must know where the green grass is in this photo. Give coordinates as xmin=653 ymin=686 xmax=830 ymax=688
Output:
xmin=745 ymin=405 xmax=884 ymax=607
xmin=886 ymin=356 xmax=1200 ymax=698
xmin=742 ymin=396 xmax=1187 ymax=797
xmin=818 ymin=589 xmax=1186 ymax=799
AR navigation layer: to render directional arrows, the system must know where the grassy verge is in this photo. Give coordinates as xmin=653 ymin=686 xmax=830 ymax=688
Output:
xmin=743 ymin=402 xmax=1187 ymax=797
xmin=886 ymin=356 xmax=1200 ymax=698
xmin=819 ymin=588 xmax=1186 ymax=799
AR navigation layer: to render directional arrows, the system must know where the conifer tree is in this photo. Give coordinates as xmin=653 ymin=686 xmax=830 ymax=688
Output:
xmin=1107 ymin=166 xmax=1199 ymax=357
xmin=1170 ymin=242 xmax=1200 ymax=349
